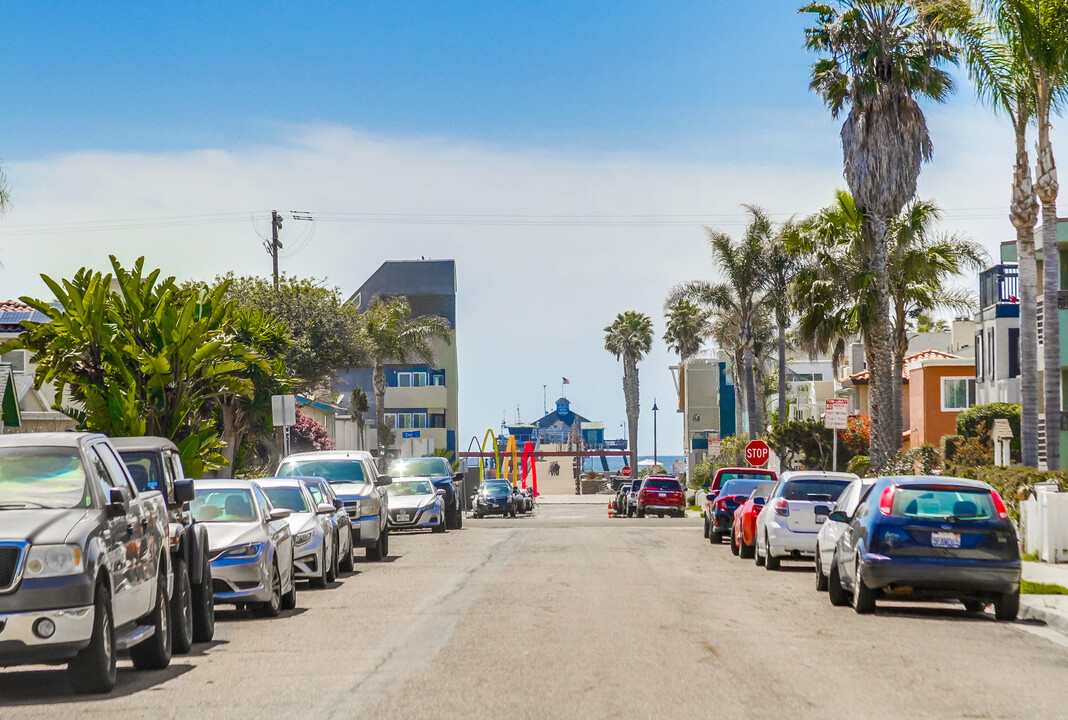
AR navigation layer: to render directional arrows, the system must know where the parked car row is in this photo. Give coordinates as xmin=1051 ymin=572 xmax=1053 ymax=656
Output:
xmin=0 ymin=436 xmax=464 ymax=695
xmin=471 ymin=479 xmax=534 ymax=518
xmin=613 ymin=476 xmax=686 ymax=518
xmin=706 ymin=466 xmax=1023 ymax=620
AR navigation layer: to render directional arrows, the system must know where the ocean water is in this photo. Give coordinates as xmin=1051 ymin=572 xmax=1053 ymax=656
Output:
xmin=584 ymin=455 xmax=684 ymax=473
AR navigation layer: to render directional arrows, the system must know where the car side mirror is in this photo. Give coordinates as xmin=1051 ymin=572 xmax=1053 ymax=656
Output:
xmin=828 ymin=510 xmax=849 ymax=523
xmin=269 ymin=508 xmax=292 ymax=520
xmin=106 ymin=487 xmax=126 ymax=518
xmin=334 ymin=498 xmax=344 ymax=510
xmin=753 ymin=497 xmax=766 ymax=506
xmin=706 ymin=493 xmax=715 ymax=503
xmin=436 ymin=489 xmax=447 ymax=496
xmin=173 ymin=478 xmax=195 ymax=505
xmin=316 ymin=503 xmax=336 ymax=515
xmin=375 ymin=475 xmax=392 ymax=487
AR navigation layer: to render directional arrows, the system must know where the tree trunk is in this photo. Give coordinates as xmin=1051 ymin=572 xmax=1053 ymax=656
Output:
xmin=373 ymin=362 xmax=390 ymax=472
xmin=733 ymin=349 xmax=744 ymax=439
xmin=744 ymin=345 xmax=760 ymax=440
xmin=866 ymin=216 xmax=896 ymax=471
xmin=777 ymin=318 xmax=787 ymax=424
xmin=1012 ymin=113 xmax=1040 ymax=466
xmin=891 ymin=303 xmax=909 ymax=456
xmin=623 ymin=355 xmax=640 ymax=470
xmin=217 ymin=400 xmax=245 ymax=479
xmin=1036 ymin=94 xmax=1061 ymax=469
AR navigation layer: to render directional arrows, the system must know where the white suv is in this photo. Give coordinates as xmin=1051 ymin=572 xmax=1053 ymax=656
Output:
xmin=277 ymin=451 xmax=392 ymax=561
xmin=754 ymin=471 xmax=857 ymax=571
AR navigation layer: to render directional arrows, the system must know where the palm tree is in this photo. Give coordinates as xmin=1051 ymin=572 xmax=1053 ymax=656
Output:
xmin=766 ymin=221 xmax=801 ymax=427
xmin=663 ymin=299 xmax=714 ymax=411
xmin=363 ymin=297 xmax=452 ymax=469
xmin=604 ymin=311 xmax=654 ymax=471
xmin=915 ymin=313 xmax=950 ymax=332
xmin=669 ymin=206 xmax=773 ymax=439
xmin=802 ymin=1 xmax=957 ymax=470
xmin=350 ymin=386 xmax=370 ymax=450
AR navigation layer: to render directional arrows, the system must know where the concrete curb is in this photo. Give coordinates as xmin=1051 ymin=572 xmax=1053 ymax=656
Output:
xmin=1019 ymin=596 xmax=1068 ymax=636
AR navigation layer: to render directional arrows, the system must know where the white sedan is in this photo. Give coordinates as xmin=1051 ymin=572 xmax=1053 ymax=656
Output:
xmin=755 ymin=471 xmax=858 ymax=570
xmin=814 ymin=477 xmax=876 ymax=590
xmin=386 ymin=479 xmax=447 ymax=533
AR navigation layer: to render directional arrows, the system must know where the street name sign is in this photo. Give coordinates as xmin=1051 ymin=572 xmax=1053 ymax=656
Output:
xmin=745 ymin=440 xmax=770 ymax=467
xmin=824 ymin=398 xmax=849 ymax=430
xmin=402 ymin=430 xmax=421 ymax=438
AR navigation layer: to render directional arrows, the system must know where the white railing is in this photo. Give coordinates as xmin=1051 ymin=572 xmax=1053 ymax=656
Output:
xmin=1020 ymin=484 xmax=1068 ymax=563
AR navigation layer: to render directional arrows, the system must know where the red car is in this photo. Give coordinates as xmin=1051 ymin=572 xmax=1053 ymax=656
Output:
xmin=636 ymin=476 xmax=686 ymax=518
xmin=730 ymin=481 xmax=777 ymax=558
xmin=702 ymin=467 xmax=777 ymax=540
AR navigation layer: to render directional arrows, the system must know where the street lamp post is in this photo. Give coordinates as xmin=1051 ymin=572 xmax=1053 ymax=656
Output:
xmin=652 ymin=399 xmax=659 ymax=467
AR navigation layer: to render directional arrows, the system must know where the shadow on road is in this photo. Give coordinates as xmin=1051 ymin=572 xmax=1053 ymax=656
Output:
xmin=0 ymin=663 xmax=195 ymax=706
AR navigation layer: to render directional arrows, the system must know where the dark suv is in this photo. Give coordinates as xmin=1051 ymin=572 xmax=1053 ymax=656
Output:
xmin=825 ymin=475 xmax=1021 ymax=619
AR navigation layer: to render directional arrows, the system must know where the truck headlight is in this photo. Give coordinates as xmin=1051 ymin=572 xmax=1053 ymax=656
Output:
xmin=360 ymin=498 xmax=378 ymax=517
xmin=25 ymin=545 xmax=83 ymax=578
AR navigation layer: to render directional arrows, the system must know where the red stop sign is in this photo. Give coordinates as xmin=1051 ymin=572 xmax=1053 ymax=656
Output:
xmin=621 ymin=466 xmax=632 ymax=477
xmin=745 ymin=440 xmax=770 ymax=467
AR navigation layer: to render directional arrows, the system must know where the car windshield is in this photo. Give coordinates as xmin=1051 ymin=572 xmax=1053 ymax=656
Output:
xmin=262 ymin=486 xmax=310 ymax=513
xmin=117 ymin=450 xmax=162 ymax=493
xmin=782 ymin=479 xmax=851 ymax=501
xmin=0 ymin=448 xmax=90 ymax=509
xmin=277 ymin=459 xmax=367 ymax=485
xmin=388 ymin=480 xmax=435 ymax=496
xmin=388 ymin=458 xmax=450 ymax=477
xmin=644 ymin=479 xmax=681 ymax=491
xmin=191 ymin=488 xmax=257 ymax=522
xmin=718 ymin=471 xmax=773 ymax=483
xmin=482 ymin=482 xmax=510 ymax=493
xmin=718 ymin=479 xmax=765 ymax=498
xmin=892 ymin=487 xmax=997 ymax=520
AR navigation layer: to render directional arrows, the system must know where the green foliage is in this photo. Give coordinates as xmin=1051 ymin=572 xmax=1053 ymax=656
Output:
xmin=885 ymin=444 xmax=941 ymax=476
xmin=638 ymin=465 xmax=667 ymax=479
xmin=847 ymin=455 xmax=871 ymax=476
xmin=767 ymin=418 xmax=856 ymax=471
xmin=219 ymin=274 xmax=370 ymax=394
xmin=426 ymin=447 xmax=460 ymax=472
xmin=1022 ymin=580 xmax=1068 ymax=595
xmin=955 ymin=402 xmax=1021 ymax=461
xmin=950 ymin=466 xmax=1068 ymax=521
xmin=688 ymin=434 xmax=756 ymax=489
xmin=941 ymin=434 xmax=964 ymax=466
xmin=948 ymin=425 xmax=995 ymax=473
xmin=4 ymin=257 xmax=265 ymax=477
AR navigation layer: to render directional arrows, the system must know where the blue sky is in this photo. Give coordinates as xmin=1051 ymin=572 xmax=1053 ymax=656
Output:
xmin=0 ymin=3 xmax=1029 ymax=455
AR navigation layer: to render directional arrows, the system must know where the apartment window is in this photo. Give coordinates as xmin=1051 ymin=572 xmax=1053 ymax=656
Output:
xmin=942 ymin=377 xmax=977 ymax=411
xmin=431 ymin=374 xmax=445 ymax=387
xmin=988 ymin=328 xmax=995 ymax=380
xmin=397 ymin=372 xmax=412 ymax=387
xmin=412 ymin=413 xmax=428 ymax=428
xmin=975 ymin=333 xmax=984 ymax=380
xmin=412 ymin=372 xmax=428 ymax=387
xmin=396 ymin=413 xmax=411 ymax=429
xmin=430 ymin=413 xmax=446 ymax=428
xmin=1008 ymin=328 xmax=1020 ymax=378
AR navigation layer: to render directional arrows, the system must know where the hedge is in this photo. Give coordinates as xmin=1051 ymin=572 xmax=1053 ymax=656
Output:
xmin=949 ymin=466 xmax=1067 ymax=521
xmin=955 ymin=403 xmax=1021 ymax=462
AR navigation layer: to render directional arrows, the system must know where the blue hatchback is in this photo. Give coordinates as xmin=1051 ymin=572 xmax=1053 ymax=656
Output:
xmin=825 ymin=476 xmax=1021 ymax=619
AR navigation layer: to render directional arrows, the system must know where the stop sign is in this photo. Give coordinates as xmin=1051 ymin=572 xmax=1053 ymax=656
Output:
xmin=745 ymin=440 xmax=770 ymax=467
xmin=621 ymin=466 xmax=632 ymax=477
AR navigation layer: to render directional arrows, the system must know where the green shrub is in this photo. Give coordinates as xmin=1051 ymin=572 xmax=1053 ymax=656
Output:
xmin=885 ymin=444 xmax=942 ymax=476
xmin=948 ymin=426 xmax=994 ymax=473
xmin=847 ymin=455 xmax=871 ymax=477
xmin=949 ymin=466 xmax=1068 ymax=521
xmin=940 ymin=434 xmax=963 ymax=466
xmin=956 ymin=403 xmax=1021 ymax=462
xmin=767 ymin=418 xmax=857 ymax=471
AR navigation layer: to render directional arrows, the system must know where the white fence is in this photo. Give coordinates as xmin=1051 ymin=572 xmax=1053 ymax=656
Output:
xmin=1020 ymin=485 xmax=1068 ymax=563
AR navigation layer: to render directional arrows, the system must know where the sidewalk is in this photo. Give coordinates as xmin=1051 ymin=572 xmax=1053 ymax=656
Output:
xmin=1019 ymin=561 xmax=1068 ymax=634
xmin=535 ymin=493 xmax=612 ymax=505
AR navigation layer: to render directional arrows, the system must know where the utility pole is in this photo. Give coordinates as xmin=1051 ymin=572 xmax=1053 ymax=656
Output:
xmin=652 ymin=398 xmax=659 ymax=467
xmin=270 ymin=210 xmax=283 ymax=289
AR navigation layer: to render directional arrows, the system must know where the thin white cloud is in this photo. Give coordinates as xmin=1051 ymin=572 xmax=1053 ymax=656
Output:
xmin=0 ymin=110 xmax=1034 ymax=453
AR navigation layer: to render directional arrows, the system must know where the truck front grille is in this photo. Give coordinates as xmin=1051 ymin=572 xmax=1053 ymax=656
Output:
xmin=0 ymin=545 xmax=24 ymax=591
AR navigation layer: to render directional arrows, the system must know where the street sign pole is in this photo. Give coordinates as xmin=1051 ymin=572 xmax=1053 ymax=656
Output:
xmin=833 ymin=432 xmax=837 ymax=473
xmin=823 ymin=398 xmax=849 ymax=474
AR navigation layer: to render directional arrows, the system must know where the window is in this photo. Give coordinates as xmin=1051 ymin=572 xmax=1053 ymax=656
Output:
xmin=397 ymin=372 xmax=412 ymax=388
xmin=431 ymin=413 xmax=446 ymax=428
xmin=431 ymin=374 xmax=445 ymax=387
xmin=988 ymin=328 xmax=995 ymax=380
xmin=412 ymin=413 xmax=427 ymax=428
xmin=252 ymin=485 xmax=272 ymax=519
xmin=396 ymin=413 xmax=411 ymax=429
xmin=98 ymin=445 xmax=137 ymax=497
xmin=412 ymin=372 xmax=428 ymax=387
xmin=1008 ymin=328 xmax=1020 ymax=379
xmin=975 ymin=332 xmax=984 ymax=380
xmin=942 ymin=377 xmax=977 ymax=411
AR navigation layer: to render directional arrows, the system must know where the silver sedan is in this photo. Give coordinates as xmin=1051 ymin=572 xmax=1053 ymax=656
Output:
xmin=191 ymin=480 xmax=297 ymax=617
xmin=298 ymin=475 xmax=355 ymax=573
xmin=386 ymin=479 xmax=447 ymax=533
xmin=258 ymin=478 xmax=338 ymax=588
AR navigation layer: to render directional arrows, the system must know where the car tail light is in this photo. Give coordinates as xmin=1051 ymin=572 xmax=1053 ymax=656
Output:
xmin=879 ymin=486 xmax=896 ymax=515
xmin=772 ymin=498 xmax=789 ymax=517
xmin=990 ymin=490 xmax=1009 ymax=520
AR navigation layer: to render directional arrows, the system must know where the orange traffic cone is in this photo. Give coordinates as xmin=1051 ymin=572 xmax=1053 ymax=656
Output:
xmin=607 ymin=501 xmax=615 ymax=518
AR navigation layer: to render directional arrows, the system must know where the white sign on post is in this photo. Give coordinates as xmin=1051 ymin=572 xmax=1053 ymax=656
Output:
xmin=272 ymin=395 xmax=297 ymax=427
xmin=824 ymin=398 xmax=849 ymax=429
xmin=708 ymin=437 xmax=722 ymax=456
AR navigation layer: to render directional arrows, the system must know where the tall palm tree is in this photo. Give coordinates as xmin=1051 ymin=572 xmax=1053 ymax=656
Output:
xmin=766 ymin=221 xmax=801 ymax=426
xmin=350 ymin=386 xmax=370 ymax=450
xmin=710 ymin=309 xmax=747 ymax=437
xmin=663 ymin=298 xmax=714 ymax=410
xmin=802 ymin=1 xmax=957 ymax=469
xmin=669 ymin=206 xmax=774 ymax=439
xmin=928 ymin=0 xmax=1039 ymax=465
xmin=363 ymin=297 xmax=452 ymax=469
xmin=604 ymin=311 xmax=654 ymax=471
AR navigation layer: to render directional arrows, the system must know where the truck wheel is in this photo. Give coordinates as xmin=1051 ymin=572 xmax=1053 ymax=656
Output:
xmin=191 ymin=557 xmax=215 ymax=643
xmin=339 ymin=535 xmax=355 ymax=572
xmin=170 ymin=558 xmax=194 ymax=655
xmin=68 ymin=581 xmax=117 ymax=694
xmin=258 ymin=564 xmax=283 ymax=617
xmin=130 ymin=563 xmax=173 ymax=670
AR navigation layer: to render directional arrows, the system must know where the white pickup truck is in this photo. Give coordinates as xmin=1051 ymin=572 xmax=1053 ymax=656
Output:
xmin=0 ymin=433 xmax=173 ymax=693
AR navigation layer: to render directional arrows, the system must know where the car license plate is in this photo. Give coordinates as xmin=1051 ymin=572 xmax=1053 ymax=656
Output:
xmin=397 ymin=512 xmax=410 ymax=522
xmin=931 ymin=532 xmax=961 ymax=548
xmin=657 ymin=492 xmax=666 ymax=498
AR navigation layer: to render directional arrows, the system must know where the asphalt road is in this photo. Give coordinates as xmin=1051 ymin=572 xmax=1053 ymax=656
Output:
xmin=3 ymin=499 xmax=1068 ymax=719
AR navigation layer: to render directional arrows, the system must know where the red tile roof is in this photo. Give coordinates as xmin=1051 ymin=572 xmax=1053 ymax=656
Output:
xmin=0 ymin=301 xmax=31 ymax=313
xmin=845 ymin=349 xmax=962 ymax=385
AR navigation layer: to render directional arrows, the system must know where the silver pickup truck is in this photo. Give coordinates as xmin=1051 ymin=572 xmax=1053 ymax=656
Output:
xmin=0 ymin=433 xmax=173 ymax=693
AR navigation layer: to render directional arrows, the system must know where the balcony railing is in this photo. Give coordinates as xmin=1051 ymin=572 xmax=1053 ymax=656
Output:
xmin=980 ymin=264 xmax=1019 ymax=309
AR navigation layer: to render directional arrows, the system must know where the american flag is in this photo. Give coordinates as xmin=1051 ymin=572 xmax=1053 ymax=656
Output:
xmin=562 ymin=377 xmax=570 ymax=384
